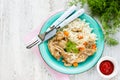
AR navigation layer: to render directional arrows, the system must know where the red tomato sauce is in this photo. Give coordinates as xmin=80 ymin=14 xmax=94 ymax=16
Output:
xmin=99 ymin=60 xmax=114 ymax=75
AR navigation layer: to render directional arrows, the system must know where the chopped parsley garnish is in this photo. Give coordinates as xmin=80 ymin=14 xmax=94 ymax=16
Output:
xmin=65 ymin=40 xmax=79 ymax=53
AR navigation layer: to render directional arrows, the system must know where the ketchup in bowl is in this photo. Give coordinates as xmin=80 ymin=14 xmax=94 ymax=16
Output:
xmin=99 ymin=60 xmax=114 ymax=75
xmin=97 ymin=56 xmax=118 ymax=79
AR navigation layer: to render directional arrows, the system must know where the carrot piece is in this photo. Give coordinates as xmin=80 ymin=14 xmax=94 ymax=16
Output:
xmin=78 ymin=35 xmax=83 ymax=39
xmin=63 ymin=31 xmax=69 ymax=36
xmin=79 ymin=47 xmax=85 ymax=51
xmin=92 ymin=44 xmax=96 ymax=49
xmin=73 ymin=62 xmax=78 ymax=67
xmin=83 ymin=42 xmax=88 ymax=46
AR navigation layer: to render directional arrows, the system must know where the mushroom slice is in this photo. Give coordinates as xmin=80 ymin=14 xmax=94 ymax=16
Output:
xmin=62 ymin=53 xmax=78 ymax=64
xmin=64 ymin=63 xmax=72 ymax=66
xmin=82 ymin=49 xmax=95 ymax=56
xmin=74 ymin=54 xmax=88 ymax=63
xmin=48 ymin=39 xmax=61 ymax=60
xmin=58 ymin=40 xmax=67 ymax=48
xmin=62 ymin=59 xmax=72 ymax=67
xmin=85 ymin=41 xmax=95 ymax=49
xmin=54 ymin=45 xmax=65 ymax=53
xmin=49 ymin=46 xmax=61 ymax=60
xmin=56 ymin=32 xmax=65 ymax=40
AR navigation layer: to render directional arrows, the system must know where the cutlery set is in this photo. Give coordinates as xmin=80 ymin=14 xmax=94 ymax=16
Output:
xmin=26 ymin=5 xmax=85 ymax=49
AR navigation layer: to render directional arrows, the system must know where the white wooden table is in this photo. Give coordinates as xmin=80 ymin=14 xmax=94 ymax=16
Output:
xmin=0 ymin=0 xmax=120 ymax=80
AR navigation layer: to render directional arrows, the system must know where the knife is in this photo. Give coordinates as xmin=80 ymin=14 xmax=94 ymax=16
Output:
xmin=26 ymin=9 xmax=85 ymax=49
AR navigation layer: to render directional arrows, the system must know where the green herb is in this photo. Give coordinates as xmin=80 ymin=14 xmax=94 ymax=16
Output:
xmin=68 ymin=0 xmax=86 ymax=6
xmin=105 ymin=35 xmax=119 ymax=46
xmin=69 ymin=0 xmax=120 ymax=46
xmin=65 ymin=40 xmax=79 ymax=53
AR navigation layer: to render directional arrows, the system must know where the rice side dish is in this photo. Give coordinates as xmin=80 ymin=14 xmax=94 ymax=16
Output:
xmin=48 ymin=18 xmax=97 ymax=67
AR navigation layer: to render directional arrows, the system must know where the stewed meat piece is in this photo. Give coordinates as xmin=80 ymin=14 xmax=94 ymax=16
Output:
xmin=74 ymin=53 xmax=88 ymax=63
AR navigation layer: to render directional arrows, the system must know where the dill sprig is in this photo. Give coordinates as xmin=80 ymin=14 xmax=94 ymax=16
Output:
xmin=68 ymin=0 xmax=120 ymax=46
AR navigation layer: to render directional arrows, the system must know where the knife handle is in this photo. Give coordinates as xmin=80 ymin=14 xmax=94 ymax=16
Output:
xmin=51 ymin=5 xmax=77 ymax=27
xmin=26 ymin=36 xmax=42 ymax=49
xmin=58 ymin=9 xmax=85 ymax=28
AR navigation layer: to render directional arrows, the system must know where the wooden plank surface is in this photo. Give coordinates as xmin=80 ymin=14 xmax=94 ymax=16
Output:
xmin=0 ymin=0 xmax=120 ymax=80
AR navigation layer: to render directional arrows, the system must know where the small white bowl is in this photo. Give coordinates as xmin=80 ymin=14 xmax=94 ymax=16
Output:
xmin=97 ymin=56 xmax=118 ymax=79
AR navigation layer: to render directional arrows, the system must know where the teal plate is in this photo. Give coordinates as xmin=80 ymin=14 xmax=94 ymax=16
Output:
xmin=39 ymin=11 xmax=104 ymax=74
